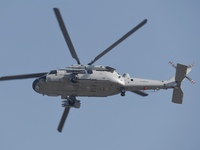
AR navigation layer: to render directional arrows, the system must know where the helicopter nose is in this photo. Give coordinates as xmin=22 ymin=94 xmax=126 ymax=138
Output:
xmin=32 ymin=76 xmax=47 ymax=92
xmin=32 ymin=79 xmax=40 ymax=92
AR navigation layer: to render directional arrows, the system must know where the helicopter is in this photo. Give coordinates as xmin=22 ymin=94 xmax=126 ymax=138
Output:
xmin=0 ymin=8 xmax=195 ymax=132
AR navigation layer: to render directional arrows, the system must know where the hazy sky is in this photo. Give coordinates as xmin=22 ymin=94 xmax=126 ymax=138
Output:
xmin=0 ymin=1 xmax=199 ymax=150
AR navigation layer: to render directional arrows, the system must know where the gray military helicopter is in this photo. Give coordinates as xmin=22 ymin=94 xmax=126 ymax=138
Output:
xmin=0 ymin=8 xmax=194 ymax=132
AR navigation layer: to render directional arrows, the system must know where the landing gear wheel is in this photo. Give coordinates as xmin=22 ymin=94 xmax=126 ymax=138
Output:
xmin=121 ymin=92 xmax=125 ymax=96
xmin=120 ymin=88 xmax=126 ymax=96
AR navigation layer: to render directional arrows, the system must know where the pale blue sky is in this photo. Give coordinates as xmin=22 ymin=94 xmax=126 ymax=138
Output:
xmin=0 ymin=1 xmax=199 ymax=150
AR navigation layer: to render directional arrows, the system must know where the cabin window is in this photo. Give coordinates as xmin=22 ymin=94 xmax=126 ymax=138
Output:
xmin=87 ymin=70 xmax=93 ymax=74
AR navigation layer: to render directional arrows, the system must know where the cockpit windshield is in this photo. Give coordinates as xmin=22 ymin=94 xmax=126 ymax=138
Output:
xmin=49 ymin=70 xmax=57 ymax=75
xmin=105 ymin=66 xmax=116 ymax=73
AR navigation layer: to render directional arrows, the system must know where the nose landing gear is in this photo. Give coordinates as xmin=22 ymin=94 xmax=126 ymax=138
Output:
xmin=121 ymin=92 xmax=125 ymax=96
xmin=120 ymin=89 xmax=126 ymax=96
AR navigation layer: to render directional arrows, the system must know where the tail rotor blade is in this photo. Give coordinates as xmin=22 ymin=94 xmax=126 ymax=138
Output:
xmin=185 ymin=76 xmax=195 ymax=84
xmin=88 ymin=19 xmax=147 ymax=65
xmin=188 ymin=62 xmax=194 ymax=68
xmin=57 ymin=107 xmax=70 ymax=132
xmin=169 ymin=61 xmax=177 ymax=69
xmin=53 ymin=8 xmax=80 ymax=64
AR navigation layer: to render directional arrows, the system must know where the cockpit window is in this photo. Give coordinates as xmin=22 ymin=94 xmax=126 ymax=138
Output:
xmin=49 ymin=70 xmax=57 ymax=75
xmin=105 ymin=66 xmax=116 ymax=71
xmin=105 ymin=66 xmax=116 ymax=73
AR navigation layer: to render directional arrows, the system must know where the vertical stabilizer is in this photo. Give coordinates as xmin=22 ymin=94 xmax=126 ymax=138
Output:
xmin=175 ymin=64 xmax=187 ymax=84
xmin=168 ymin=61 xmax=195 ymax=84
xmin=172 ymin=87 xmax=183 ymax=104
xmin=172 ymin=64 xmax=187 ymax=104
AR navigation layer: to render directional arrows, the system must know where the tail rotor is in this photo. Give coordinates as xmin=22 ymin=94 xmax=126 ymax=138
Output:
xmin=169 ymin=61 xmax=195 ymax=84
xmin=168 ymin=62 xmax=195 ymax=104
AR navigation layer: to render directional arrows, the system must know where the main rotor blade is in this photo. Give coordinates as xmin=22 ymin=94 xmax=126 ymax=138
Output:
xmin=0 ymin=72 xmax=47 ymax=81
xmin=88 ymin=19 xmax=147 ymax=65
xmin=57 ymin=107 xmax=70 ymax=132
xmin=53 ymin=8 xmax=80 ymax=64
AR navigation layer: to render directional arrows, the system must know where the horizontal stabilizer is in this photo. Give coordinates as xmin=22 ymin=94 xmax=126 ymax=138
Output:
xmin=172 ymin=87 xmax=183 ymax=104
xmin=132 ymin=91 xmax=148 ymax=97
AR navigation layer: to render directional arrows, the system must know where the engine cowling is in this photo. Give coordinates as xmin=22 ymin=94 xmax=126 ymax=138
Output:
xmin=123 ymin=73 xmax=130 ymax=78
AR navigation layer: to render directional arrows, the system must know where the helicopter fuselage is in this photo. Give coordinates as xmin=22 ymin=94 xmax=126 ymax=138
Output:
xmin=32 ymin=65 xmax=174 ymax=99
